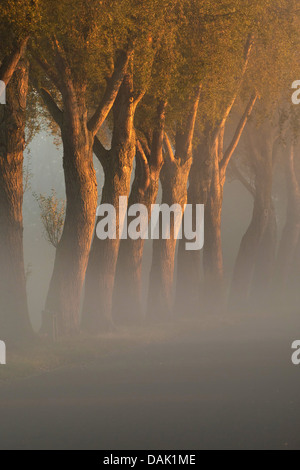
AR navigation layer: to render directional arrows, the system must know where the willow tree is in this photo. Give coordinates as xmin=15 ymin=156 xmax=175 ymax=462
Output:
xmin=0 ymin=0 xmax=38 ymax=343
xmin=146 ymin=0 xmax=250 ymax=320
xmin=81 ymin=0 xmax=176 ymax=333
xmin=272 ymin=105 xmax=300 ymax=306
xmin=30 ymin=0 xmax=133 ymax=338
xmin=112 ymin=101 xmax=167 ymax=325
xmin=276 ymin=142 xmax=300 ymax=295
xmin=229 ymin=3 xmax=300 ymax=312
xmin=112 ymin=2 xmax=181 ymax=324
xmin=177 ymin=0 xmax=299 ymax=314
xmin=229 ymin=117 xmax=278 ymax=311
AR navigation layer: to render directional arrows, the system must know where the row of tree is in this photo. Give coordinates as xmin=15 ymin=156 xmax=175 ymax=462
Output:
xmin=0 ymin=0 xmax=299 ymax=343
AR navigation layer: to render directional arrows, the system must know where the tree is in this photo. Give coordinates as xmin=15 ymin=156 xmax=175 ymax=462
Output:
xmin=0 ymin=0 xmax=38 ymax=343
xmin=177 ymin=0 xmax=300 ymax=314
xmin=113 ymin=101 xmax=167 ymax=324
xmin=31 ymin=0 xmax=132 ymax=338
xmin=229 ymin=118 xmax=278 ymax=311
xmin=82 ymin=0 xmax=176 ymax=332
xmin=34 ymin=190 xmax=66 ymax=248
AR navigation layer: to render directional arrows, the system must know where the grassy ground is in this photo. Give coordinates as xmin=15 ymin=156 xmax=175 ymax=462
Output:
xmin=0 ymin=318 xmax=212 ymax=383
xmin=1 ymin=309 xmax=292 ymax=384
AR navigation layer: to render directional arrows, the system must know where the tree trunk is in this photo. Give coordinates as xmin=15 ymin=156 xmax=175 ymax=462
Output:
xmin=113 ymin=102 xmax=166 ymax=325
xmin=175 ymin=139 xmax=212 ymax=317
xmin=147 ymin=89 xmax=201 ymax=321
xmin=176 ymin=93 xmax=257 ymax=316
xmin=82 ymin=75 xmax=137 ymax=333
xmin=203 ymin=142 xmax=225 ymax=310
xmin=147 ymin=155 xmax=192 ymax=320
xmin=0 ymin=59 xmax=33 ymax=343
xmin=275 ymin=143 xmax=300 ymax=291
xmin=43 ymin=98 xmax=97 ymax=339
xmin=37 ymin=49 xmax=130 ymax=339
xmin=230 ymin=132 xmax=275 ymax=311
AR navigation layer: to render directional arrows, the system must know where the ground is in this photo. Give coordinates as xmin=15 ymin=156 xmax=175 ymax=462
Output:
xmin=0 ymin=315 xmax=299 ymax=450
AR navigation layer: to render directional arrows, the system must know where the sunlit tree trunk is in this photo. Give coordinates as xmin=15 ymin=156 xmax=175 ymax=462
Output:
xmin=43 ymin=92 xmax=97 ymax=338
xmin=0 ymin=58 xmax=33 ymax=343
xmin=203 ymin=143 xmax=225 ymax=308
xmin=37 ymin=48 xmax=130 ymax=339
xmin=175 ymin=136 xmax=211 ymax=317
xmin=147 ymin=89 xmax=201 ymax=320
xmin=113 ymin=102 xmax=166 ymax=325
xmin=82 ymin=73 xmax=141 ymax=333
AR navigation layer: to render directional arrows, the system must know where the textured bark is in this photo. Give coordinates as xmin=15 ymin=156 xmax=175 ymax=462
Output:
xmin=230 ymin=126 xmax=277 ymax=310
xmin=38 ymin=49 xmax=130 ymax=339
xmin=147 ymin=89 xmax=201 ymax=320
xmin=0 ymin=38 xmax=29 ymax=86
xmin=113 ymin=102 xmax=166 ymax=325
xmin=175 ymin=138 xmax=211 ymax=316
xmin=203 ymin=142 xmax=224 ymax=306
xmin=176 ymin=94 xmax=257 ymax=314
xmin=82 ymin=74 xmax=138 ymax=333
xmin=147 ymin=155 xmax=192 ymax=320
xmin=0 ymin=59 xmax=33 ymax=343
xmin=43 ymin=95 xmax=97 ymax=338
xmin=274 ymin=143 xmax=300 ymax=295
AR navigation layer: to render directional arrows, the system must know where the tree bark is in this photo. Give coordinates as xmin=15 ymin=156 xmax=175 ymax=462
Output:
xmin=274 ymin=142 xmax=300 ymax=298
xmin=0 ymin=58 xmax=33 ymax=343
xmin=175 ymin=134 xmax=212 ymax=317
xmin=43 ymin=95 xmax=97 ymax=338
xmin=82 ymin=74 xmax=138 ymax=333
xmin=113 ymin=102 xmax=166 ymax=325
xmin=147 ymin=89 xmax=201 ymax=320
xmin=230 ymin=125 xmax=276 ymax=311
xmin=38 ymin=49 xmax=130 ymax=339
xmin=203 ymin=142 xmax=224 ymax=308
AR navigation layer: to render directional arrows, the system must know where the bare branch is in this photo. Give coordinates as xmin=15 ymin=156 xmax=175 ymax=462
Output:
xmin=0 ymin=37 xmax=29 ymax=85
xmin=88 ymin=50 xmax=131 ymax=135
xmin=136 ymin=140 xmax=150 ymax=194
xmin=136 ymin=130 xmax=151 ymax=158
xmin=176 ymin=84 xmax=202 ymax=159
xmin=40 ymin=88 xmax=63 ymax=127
xmin=149 ymin=100 xmax=167 ymax=170
xmin=93 ymin=136 xmax=110 ymax=168
xmin=30 ymin=52 xmax=61 ymax=92
xmin=220 ymin=93 xmax=258 ymax=173
xmin=163 ymin=133 xmax=175 ymax=163
xmin=213 ymin=34 xmax=255 ymax=146
xmin=230 ymin=160 xmax=255 ymax=197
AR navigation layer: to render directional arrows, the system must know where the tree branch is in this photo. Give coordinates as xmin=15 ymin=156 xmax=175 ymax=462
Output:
xmin=163 ymin=133 xmax=175 ymax=163
xmin=220 ymin=92 xmax=258 ymax=173
xmin=88 ymin=50 xmax=131 ymax=135
xmin=213 ymin=34 xmax=254 ymax=146
xmin=31 ymin=53 xmax=62 ymax=92
xmin=0 ymin=37 xmax=29 ymax=85
xmin=136 ymin=140 xmax=150 ymax=195
xmin=31 ymin=75 xmax=63 ymax=127
xmin=230 ymin=160 xmax=255 ymax=197
xmin=93 ymin=136 xmax=110 ymax=168
xmin=176 ymin=84 xmax=202 ymax=159
xmin=40 ymin=88 xmax=63 ymax=127
xmin=136 ymin=130 xmax=151 ymax=158
xmin=149 ymin=100 xmax=167 ymax=170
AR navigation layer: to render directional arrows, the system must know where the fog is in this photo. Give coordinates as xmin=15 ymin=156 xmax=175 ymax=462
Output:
xmin=0 ymin=128 xmax=299 ymax=450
